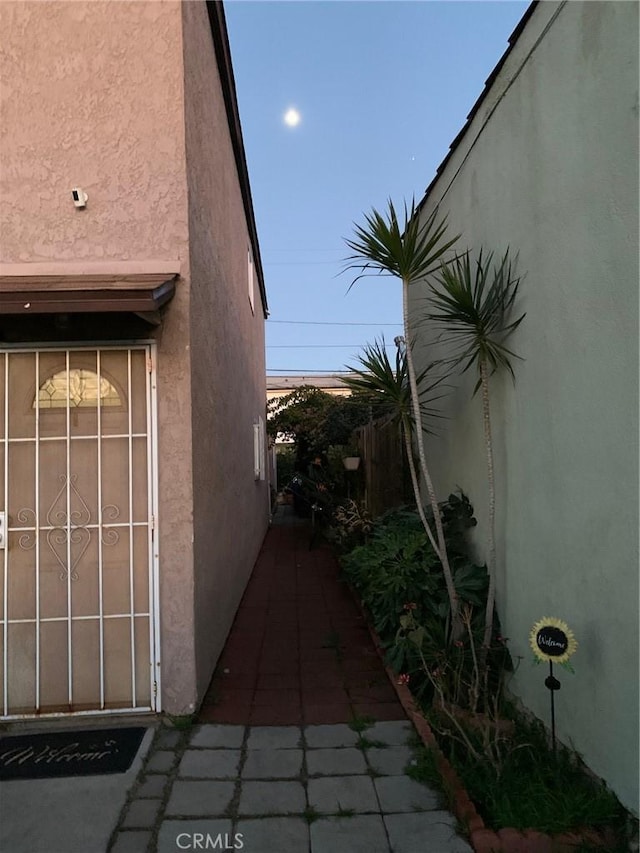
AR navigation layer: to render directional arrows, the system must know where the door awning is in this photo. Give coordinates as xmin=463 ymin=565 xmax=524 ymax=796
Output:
xmin=0 ymin=271 xmax=178 ymax=316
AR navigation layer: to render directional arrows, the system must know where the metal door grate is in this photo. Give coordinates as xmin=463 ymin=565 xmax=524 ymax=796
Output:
xmin=0 ymin=345 xmax=160 ymax=718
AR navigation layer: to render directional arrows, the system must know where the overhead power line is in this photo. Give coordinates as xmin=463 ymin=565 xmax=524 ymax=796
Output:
xmin=267 ymin=344 xmax=393 ymax=349
xmin=267 ymin=369 xmax=354 ymax=374
xmin=264 ymin=261 xmax=338 ymax=266
xmin=267 ymin=320 xmax=401 ymax=327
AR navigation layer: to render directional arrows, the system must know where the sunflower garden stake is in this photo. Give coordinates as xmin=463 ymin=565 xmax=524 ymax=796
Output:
xmin=530 ymin=617 xmax=578 ymax=756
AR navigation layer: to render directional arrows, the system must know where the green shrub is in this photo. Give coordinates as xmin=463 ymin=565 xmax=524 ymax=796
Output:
xmin=340 ymin=494 xmax=494 ymax=699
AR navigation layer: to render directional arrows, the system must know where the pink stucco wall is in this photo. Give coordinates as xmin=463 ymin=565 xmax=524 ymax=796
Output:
xmin=0 ymin=1 xmax=188 ymax=264
xmin=1 ymin=0 xmax=268 ymax=714
xmin=181 ymin=0 xmax=269 ymax=704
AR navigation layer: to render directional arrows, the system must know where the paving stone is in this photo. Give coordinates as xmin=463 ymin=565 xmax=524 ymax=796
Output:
xmin=178 ymin=749 xmax=241 ymax=779
xmin=238 ymin=780 xmax=306 ymax=815
xmin=307 ymin=775 xmax=379 ymax=813
xmin=306 ymin=747 xmax=367 ymax=776
xmin=365 ymin=746 xmax=413 ymax=776
xmin=122 ymin=798 xmax=163 ymax=829
xmin=156 ymin=728 xmax=183 ymax=749
xmin=110 ymin=830 xmax=153 ymax=853
xmin=246 ymin=725 xmax=302 ymax=749
xmin=156 ymin=820 xmax=234 ymax=853
xmin=146 ymin=750 xmax=175 ymax=773
xmin=136 ymin=773 xmax=169 ymax=798
xmin=165 ymin=780 xmax=235 ymax=817
xmin=237 ymin=817 xmax=309 ymax=853
xmin=304 ymin=724 xmax=359 ymax=748
xmin=366 ymin=721 xmax=413 ymax=746
xmin=384 ymin=812 xmax=474 ymax=852
xmin=311 ymin=815 xmax=390 ymax=853
xmin=190 ymin=724 xmax=245 ymax=749
xmin=374 ymin=776 xmax=440 ymax=813
xmin=242 ymin=748 xmax=303 ymax=779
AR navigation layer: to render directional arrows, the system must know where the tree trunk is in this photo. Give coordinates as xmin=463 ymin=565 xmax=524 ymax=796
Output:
xmin=480 ymin=355 xmax=497 ymax=664
xmin=401 ymin=418 xmax=439 ymax=557
xmin=403 ymin=279 xmax=459 ymax=628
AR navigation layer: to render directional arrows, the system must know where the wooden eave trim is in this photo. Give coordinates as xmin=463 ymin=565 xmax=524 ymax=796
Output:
xmin=0 ymin=274 xmax=177 ymax=315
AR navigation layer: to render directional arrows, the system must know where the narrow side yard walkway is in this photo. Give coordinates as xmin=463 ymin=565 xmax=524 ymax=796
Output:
xmin=107 ymin=508 xmax=473 ymax=853
xmin=200 ymin=505 xmax=404 ymax=726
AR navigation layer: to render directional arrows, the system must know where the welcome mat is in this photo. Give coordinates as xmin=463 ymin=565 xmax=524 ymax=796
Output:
xmin=0 ymin=727 xmax=146 ymax=780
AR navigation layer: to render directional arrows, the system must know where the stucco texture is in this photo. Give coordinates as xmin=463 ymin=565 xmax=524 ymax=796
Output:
xmin=181 ymin=0 xmax=269 ymax=706
xmin=411 ymin=1 xmax=638 ymax=812
xmin=0 ymin=0 xmax=189 ymax=264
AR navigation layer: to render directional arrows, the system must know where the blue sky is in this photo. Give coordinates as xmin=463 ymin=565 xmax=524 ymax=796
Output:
xmin=225 ymin=1 xmax=530 ymax=375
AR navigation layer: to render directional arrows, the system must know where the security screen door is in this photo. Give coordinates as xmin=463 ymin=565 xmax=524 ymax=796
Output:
xmin=0 ymin=347 xmax=158 ymax=717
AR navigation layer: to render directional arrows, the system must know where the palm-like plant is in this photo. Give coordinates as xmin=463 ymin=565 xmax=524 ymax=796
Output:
xmin=426 ymin=248 xmax=525 ymax=668
xmin=343 ymin=339 xmax=448 ymax=550
xmin=344 ymin=199 xmax=460 ymax=626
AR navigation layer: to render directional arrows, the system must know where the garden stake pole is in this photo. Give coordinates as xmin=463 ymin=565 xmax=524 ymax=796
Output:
xmin=544 ymin=661 xmax=561 ymax=757
xmin=531 ymin=618 xmax=577 ymax=762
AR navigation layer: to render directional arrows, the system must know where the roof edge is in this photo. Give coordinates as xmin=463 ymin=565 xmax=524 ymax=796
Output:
xmin=205 ymin=0 xmax=268 ymax=318
xmin=417 ymin=0 xmax=539 ymax=213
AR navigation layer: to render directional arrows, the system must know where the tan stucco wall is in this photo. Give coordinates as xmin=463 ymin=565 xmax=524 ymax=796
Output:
xmin=411 ymin=2 xmax=638 ymax=811
xmin=0 ymin=1 xmax=201 ymax=712
xmin=0 ymin=1 xmax=189 ymax=265
xmin=181 ymin=1 xmax=269 ymax=705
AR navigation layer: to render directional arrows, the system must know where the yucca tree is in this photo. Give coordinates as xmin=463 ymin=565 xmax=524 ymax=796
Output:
xmin=344 ymin=199 xmax=460 ymax=626
xmin=425 ymin=248 xmax=525 ymax=669
xmin=343 ymin=339 xmax=448 ymax=548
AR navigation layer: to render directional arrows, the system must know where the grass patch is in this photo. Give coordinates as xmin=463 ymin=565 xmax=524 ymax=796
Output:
xmin=405 ymin=744 xmax=443 ymax=791
xmin=164 ymin=713 xmax=196 ymax=731
xmin=356 ymin=736 xmax=387 ymax=750
xmin=303 ymin=805 xmax=320 ymax=824
xmin=336 ymin=806 xmax=356 ymax=817
xmin=432 ymin=710 xmax=629 ymax=839
xmin=348 ymin=713 xmax=376 ymax=733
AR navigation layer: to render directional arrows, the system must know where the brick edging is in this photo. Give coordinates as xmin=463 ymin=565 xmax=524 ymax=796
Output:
xmin=347 ymin=582 xmax=614 ymax=853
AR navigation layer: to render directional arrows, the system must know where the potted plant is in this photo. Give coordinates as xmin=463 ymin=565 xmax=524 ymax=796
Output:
xmin=342 ymin=447 xmax=361 ymax=471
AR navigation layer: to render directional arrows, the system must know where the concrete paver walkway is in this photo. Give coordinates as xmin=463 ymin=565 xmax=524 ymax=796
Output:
xmin=109 ymin=508 xmax=472 ymax=852
xmin=112 ymin=721 xmax=472 ymax=853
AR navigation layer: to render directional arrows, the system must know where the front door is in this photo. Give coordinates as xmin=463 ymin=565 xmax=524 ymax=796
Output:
xmin=0 ymin=346 xmax=159 ymax=717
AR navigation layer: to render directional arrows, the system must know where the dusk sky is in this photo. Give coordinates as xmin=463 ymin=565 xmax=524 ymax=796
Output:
xmin=225 ymin=1 xmax=530 ymax=375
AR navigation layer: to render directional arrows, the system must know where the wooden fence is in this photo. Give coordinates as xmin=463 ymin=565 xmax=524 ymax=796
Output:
xmin=353 ymin=418 xmax=412 ymax=517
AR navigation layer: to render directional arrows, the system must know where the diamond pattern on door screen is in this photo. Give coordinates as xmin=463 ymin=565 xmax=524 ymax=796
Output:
xmin=0 ymin=348 xmax=157 ymax=717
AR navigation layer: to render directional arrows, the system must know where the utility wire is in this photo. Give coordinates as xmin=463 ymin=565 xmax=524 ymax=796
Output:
xmin=267 ymin=344 xmax=393 ymax=349
xmin=267 ymin=320 xmax=401 ymax=326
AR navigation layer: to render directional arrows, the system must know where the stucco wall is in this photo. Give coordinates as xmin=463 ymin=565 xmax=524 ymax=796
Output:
xmin=411 ymin=1 xmax=638 ymax=812
xmin=0 ymin=1 xmax=200 ymax=711
xmin=0 ymin=1 xmax=189 ymax=265
xmin=181 ymin=1 xmax=269 ymax=705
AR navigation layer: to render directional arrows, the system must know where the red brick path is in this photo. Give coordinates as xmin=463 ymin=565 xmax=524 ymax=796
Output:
xmin=199 ymin=507 xmax=405 ymax=726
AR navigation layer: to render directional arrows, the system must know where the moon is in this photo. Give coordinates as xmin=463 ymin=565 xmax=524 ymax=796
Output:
xmin=284 ymin=107 xmax=301 ymax=128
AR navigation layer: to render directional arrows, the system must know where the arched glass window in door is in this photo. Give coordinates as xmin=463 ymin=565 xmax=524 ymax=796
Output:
xmin=35 ymin=368 xmax=122 ymax=409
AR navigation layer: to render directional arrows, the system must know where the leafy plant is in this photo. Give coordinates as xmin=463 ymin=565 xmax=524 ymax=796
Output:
xmin=268 ymin=386 xmax=374 ymax=471
xmin=327 ymin=499 xmax=373 ymax=551
xmin=426 ymin=249 xmax=525 ymax=679
xmin=344 ymin=199 xmax=461 ymax=631
xmin=341 ymin=496 xmax=490 ymax=694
